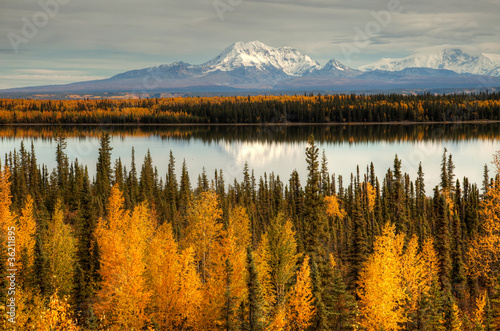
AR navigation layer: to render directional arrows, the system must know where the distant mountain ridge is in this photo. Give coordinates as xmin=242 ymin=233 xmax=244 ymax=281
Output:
xmin=359 ymin=48 xmax=500 ymax=77
xmin=2 ymin=42 xmax=500 ymax=97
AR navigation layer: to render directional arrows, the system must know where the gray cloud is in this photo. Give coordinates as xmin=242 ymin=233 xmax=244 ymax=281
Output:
xmin=1 ymin=0 xmax=499 ymax=88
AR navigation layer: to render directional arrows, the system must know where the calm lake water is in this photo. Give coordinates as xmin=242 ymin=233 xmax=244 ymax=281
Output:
xmin=0 ymin=124 xmax=499 ymax=190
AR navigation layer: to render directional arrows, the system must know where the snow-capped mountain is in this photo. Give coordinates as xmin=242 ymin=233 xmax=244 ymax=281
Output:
xmin=202 ymin=41 xmax=321 ymax=76
xmin=315 ymin=59 xmax=361 ymax=78
xmin=111 ymin=61 xmax=200 ymax=80
xmin=359 ymin=49 xmax=500 ymax=77
xmin=3 ymin=42 xmax=500 ymax=96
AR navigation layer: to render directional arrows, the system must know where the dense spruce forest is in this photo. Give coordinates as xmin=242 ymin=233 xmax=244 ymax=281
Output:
xmin=1 ymin=92 xmax=500 ymax=124
xmin=0 ymin=131 xmax=499 ymax=330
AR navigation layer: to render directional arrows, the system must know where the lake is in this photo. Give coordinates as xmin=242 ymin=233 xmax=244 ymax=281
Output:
xmin=0 ymin=123 xmax=499 ymax=190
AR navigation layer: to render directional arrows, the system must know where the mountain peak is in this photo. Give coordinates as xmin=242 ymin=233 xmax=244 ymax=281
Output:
xmin=204 ymin=40 xmax=321 ymax=76
xmin=359 ymin=48 xmax=500 ymax=76
xmin=232 ymin=40 xmax=268 ymax=50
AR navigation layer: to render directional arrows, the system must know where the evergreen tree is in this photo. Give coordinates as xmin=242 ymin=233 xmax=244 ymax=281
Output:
xmin=54 ymin=129 xmax=69 ymax=200
xmin=309 ymin=261 xmax=328 ymax=331
xmin=441 ymin=148 xmax=448 ymax=191
xmin=179 ymin=158 xmax=191 ymax=215
xmin=326 ymin=256 xmax=357 ymax=331
xmin=165 ymin=150 xmax=178 ymax=219
xmin=447 ymin=154 xmax=456 ymax=193
xmin=303 ymin=134 xmax=329 ymax=257
xmin=139 ymin=149 xmax=155 ymax=202
xmin=246 ymin=247 xmax=264 ymax=331
xmin=482 ymin=164 xmax=490 ymax=196
xmin=95 ymin=132 xmax=113 ymax=215
xmin=320 ymin=150 xmax=330 ymax=196
xmin=127 ymin=147 xmax=139 ymax=208
xmin=434 ymin=189 xmax=452 ymax=294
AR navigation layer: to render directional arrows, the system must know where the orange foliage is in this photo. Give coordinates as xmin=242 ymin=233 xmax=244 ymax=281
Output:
xmin=361 ymin=182 xmax=377 ymax=213
xmin=286 ymin=256 xmax=315 ymax=331
xmin=35 ymin=291 xmax=79 ymax=331
xmin=94 ymin=185 xmax=152 ymax=329
xmin=16 ymin=195 xmax=37 ymax=278
xmin=467 ymin=180 xmax=500 ymax=282
xmin=324 ymin=195 xmax=346 ymax=219
xmin=357 ymin=223 xmax=430 ymax=331
xmin=0 ymin=166 xmax=14 ymax=233
xmin=148 ymin=222 xmax=202 ymax=329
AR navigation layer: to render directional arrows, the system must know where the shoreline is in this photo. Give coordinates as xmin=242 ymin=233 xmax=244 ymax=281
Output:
xmin=1 ymin=119 xmax=500 ymax=127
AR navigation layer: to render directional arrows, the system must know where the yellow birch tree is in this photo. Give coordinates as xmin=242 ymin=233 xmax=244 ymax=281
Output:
xmin=44 ymin=200 xmax=76 ymax=297
xmin=357 ymin=223 xmax=407 ymax=331
xmin=148 ymin=222 xmax=202 ymax=329
xmin=286 ymin=256 xmax=315 ymax=331
xmin=94 ymin=184 xmax=151 ymax=329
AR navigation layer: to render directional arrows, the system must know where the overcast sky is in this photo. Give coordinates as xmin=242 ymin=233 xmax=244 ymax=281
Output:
xmin=1 ymin=0 xmax=499 ymax=89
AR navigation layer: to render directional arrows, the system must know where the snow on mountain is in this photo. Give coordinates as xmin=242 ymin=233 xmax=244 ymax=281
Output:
xmin=322 ymin=59 xmax=349 ymax=71
xmin=359 ymin=49 xmax=500 ymax=77
xmin=111 ymin=61 xmax=199 ymax=80
xmin=314 ymin=58 xmax=361 ymax=78
xmin=202 ymin=41 xmax=322 ymax=76
xmin=110 ymin=41 xmax=354 ymax=82
xmin=6 ymin=41 xmax=500 ymax=96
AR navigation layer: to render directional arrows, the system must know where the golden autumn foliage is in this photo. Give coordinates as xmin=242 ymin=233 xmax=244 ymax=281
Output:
xmin=267 ymin=305 xmax=287 ymax=331
xmin=94 ymin=185 xmax=152 ymax=329
xmin=400 ymin=236 xmax=427 ymax=314
xmin=209 ymin=206 xmax=251 ymax=328
xmin=2 ymin=94 xmax=499 ymax=125
xmin=148 ymin=222 xmax=202 ymax=329
xmin=34 ymin=291 xmax=79 ymax=331
xmin=361 ymin=182 xmax=377 ymax=213
xmin=466 ymin=181 xmax=500 ymax=282
xmin=253 ymin=213 xmax=316 ymax=329
xmin=256 ymin=233 xmax=275 ymax=319
xmin=493 ymin=151 xmax=500 ymax=175
xmin=421 ymin=238 xmax=440 ymax=287
xmin=324 ymin=194 xmax=346 ymax=219
xmin=357 ymin=223 xmax=431 ymax=331
xmin=286 ymin=256 xmax=315 ymax=331
xmin=357 ymin=223 xmax=408 ymax=331
xmin=257 ymin=213 xmax=299 ymax=310
xmin=44 ymin=200 xmax=77 ymax=297
xmin=449 ymin=301 xmax=463 ymax=331
xmin=3 ymin=133 xmax=500 ymax=331
xmin=442 ymin=188 xmax=456 ymax=216
xmin=185 ymin=190 xmax=223 ymax=282
xmin=0 ymin=166 xmax=14 ymax=233
xmin=188 ymin=199 xmax=252 ymax=329
xmin=16 ymin=195 xmax=36 ymax=282
xmin=472 ymin=291 xmax=487 ymax=330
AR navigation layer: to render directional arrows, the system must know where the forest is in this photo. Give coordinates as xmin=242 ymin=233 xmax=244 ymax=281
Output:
xmin=0 ymin=131 xmax=499 ymax=330
xmin=1 ymin=92 xmax=500 ymax=124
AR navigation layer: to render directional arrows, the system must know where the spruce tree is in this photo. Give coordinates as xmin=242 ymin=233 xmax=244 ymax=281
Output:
xmin=127 ymin=147 xmax=139 ymax=208
xmin=179 ymin=159 xmax=191 ymax=216
xmin=246 ymin=247 xmax=264 ymax=331
xmin=303 ymin=134 xmax=329 ymax=256
xmin=434 ymin=189 xmax=452 ymax=294
xmin=327 ymin=259 xmax=357 ymax=331
xmin=451 ymin=214 xmax=466 ymax=304
xmin=95 ymin=132 xmax=113 ymax=215
xmin=320 ymin=150 xmax=330 ymax=196
xmin=139 ymin=149 xmax=155 ymax=202
xmin=309 ymin=261 xmax=328 ymax=331
xmin=441 ymin=148 xmax=449 ymax=191
xmin=54 ymin=129 xmax=69 ymax=201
